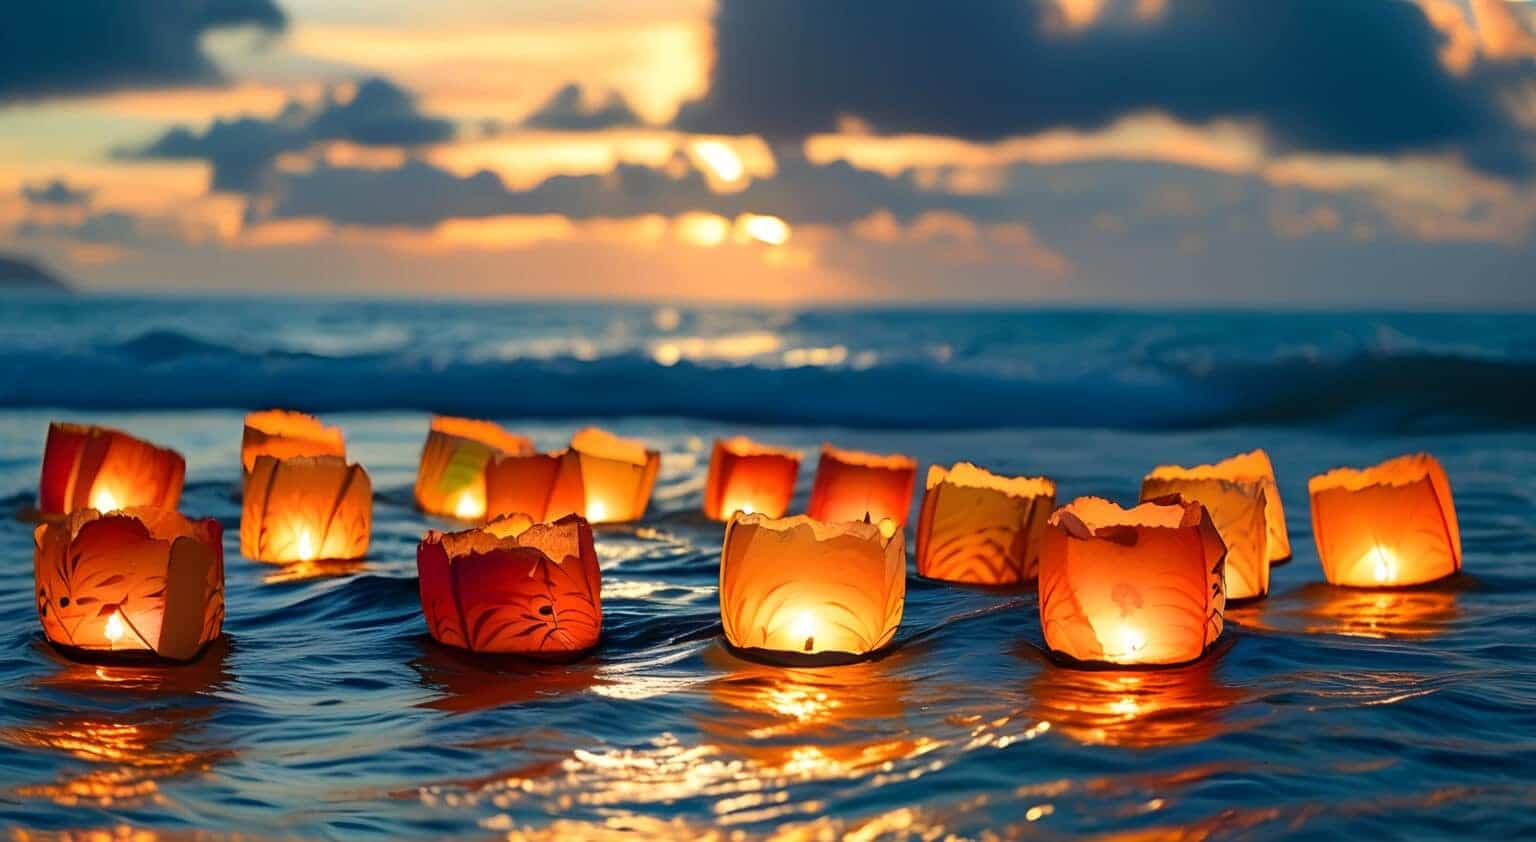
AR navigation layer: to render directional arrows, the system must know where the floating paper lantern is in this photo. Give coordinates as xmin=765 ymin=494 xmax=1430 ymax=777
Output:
xmin=703 ymin=437 xmax=801 ymax=520
xmin=240 ymin=455 xmax=372 ymax=563
xmin=916 ymin=462 xmax=1055 ymax=585
xmin=1147 ymin=450 xmax=1291 ymax=563
xmin=1141 ymin=469 xmax=1270 ymax=601
xmin=483 ymin=428 xmax=659 ymax=524
xmin=417 ymin=514 xmax=601 ymax=657
xmin=415 ymin=415 xmax=533 ymax=521
xmin=37 ymin=423 xmax=185 ymax=517
xmin=1040 ymin=497 xmax=1226 ymax=667
xmin=806 ymin=445 xmax=916 ymax=526
xmin=1308 ymin=453 xmax=1461 ymax=588
xmin=33 ymin=507 xmax=223 ymax=662
xmin=241 ymin=410 xmax=345 ymax=475
xmin=719 ymin=513 xmax=905 ymax=665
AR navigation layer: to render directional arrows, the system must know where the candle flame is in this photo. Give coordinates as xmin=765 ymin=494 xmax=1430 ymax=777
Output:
xmin=297 ymin=530 xmax=316 ymax=563
xmin=792 ymin=610 xmax=817 ymax=652
xmin=877 ymin=518 xmax=897 ymax=540
xmin=103 ymin=611 xmax=125 ymax=644
xmin=91 ymin=488 xmax=120 ymax=513
xmin=586 ymin=499 xmax=609 ymax=523
xmin=453 ymin=491 xmax=483 ymax=520
xmin=1368 ymin=546 xmax=1397 ymax=584
xmin=1116 ymin=624 xmax=1146 ymax=657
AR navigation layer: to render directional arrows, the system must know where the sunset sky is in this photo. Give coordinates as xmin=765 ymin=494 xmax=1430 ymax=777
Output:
xmin=4 ymin=0 xmax=1536 ymax=305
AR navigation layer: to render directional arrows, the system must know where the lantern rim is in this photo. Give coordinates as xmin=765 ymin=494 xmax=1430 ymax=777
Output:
xmin=819 ymin=444 xmax=916 ymax=471
xmin=926 ymin=461 xmax=1054 ymax=498
xmin=244 ymin=409 xmax=345 ymax=447
xmin=48 ymin=421 xmax=180 ymax=458
xmin=1143 ymin=449 xmax=1276 ymax=483
xmin=1308 ymin=453 xmax=1443 ymax=494
xmin=423 ymin=512 xmax=590 ymax=562
xmin=1051 ymin=495 xmax=1206 ymax=534
xmin=428 ymin=415 xmax=534 ymax=457
xmin=716 ymin=436 xmax=803 ymax=461
xmin=569 ymin=427 xmax=656 ymax=467
xmin=728 ymin=511 xmax=897 ymax=545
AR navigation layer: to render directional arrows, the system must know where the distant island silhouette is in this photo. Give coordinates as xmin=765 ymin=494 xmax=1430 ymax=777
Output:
xmin=0 ymin=254 xmax=72 ymax=293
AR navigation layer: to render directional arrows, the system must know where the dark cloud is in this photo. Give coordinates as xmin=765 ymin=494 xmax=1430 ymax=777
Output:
xmin=23 ymin=179 xmax=94 ymax=207
xmin=127 ymin=77 xmax=455 ymax=191
xmin=676 ymin=0 xmax=1536 ymax=174
xmin=521 ymin=84 xmax=642 ymax=131
xmin=0 ymin=0 xmax=285 ymax=102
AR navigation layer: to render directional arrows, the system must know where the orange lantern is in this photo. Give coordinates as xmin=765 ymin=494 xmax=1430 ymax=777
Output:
xmin=33 ymin=507 xmax=223 ymax=662
xmin=37 ymin=423 xmax=185 ymax=517
xmin=916 ymin=462 xmax=1055 ymax=585
xmin=483 ymin=427 xmax=659 ymax=524
xmin=719 ymin=513 xmax=905 ymax=664
xmin=415 ymin=415 xmax=533 ymax=521
xmin=240 ymin=409 xmax=345 ymax=475
xmin=806 ymin=445 xmax=916 ymax=526
xmin=417 ymin=513 xmax=601 ymax=657
xmin=240 ymin=455 xmax=372 ymax=563
xmin=1308 ymin=453 xmax=1461 ymax=588
xmin=1141 ymin=468 xmax=1270 ymax=601
xmin=1039 ymin=497 xmax=1226 ymax=667
xmin=702 ymin=436 xmax=802 ymax=520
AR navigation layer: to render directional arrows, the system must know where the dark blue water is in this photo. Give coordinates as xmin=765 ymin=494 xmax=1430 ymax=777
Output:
xmin=0 ymin=299 xmax=1532 ymax=839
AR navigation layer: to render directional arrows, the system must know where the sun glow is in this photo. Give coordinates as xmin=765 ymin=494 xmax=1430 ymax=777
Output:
xmin=737 ymin=214 xmax=790 ymax=246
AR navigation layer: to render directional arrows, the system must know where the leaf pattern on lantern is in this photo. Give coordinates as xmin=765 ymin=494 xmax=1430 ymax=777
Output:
xmin=33 ymin=509 xmax=223 ymax=660
xmin=38 ymin=423 xmax=185 ymax=516
xmin=917 ymin=477 xmax=1053 ymax=585
xmin=720 ymin=515 xmax=905 ymax=659
xmin=1141 ymin=477 xmax=1269 ymax=601
xmin=417 ymin=515 xmax=601 ymax=656
xmin=241 ymin=455 xmax=372 ymax=563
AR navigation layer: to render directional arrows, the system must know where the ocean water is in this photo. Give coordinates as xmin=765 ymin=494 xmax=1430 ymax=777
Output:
xmin=0 ymin=297 xmax=1533 ymax=839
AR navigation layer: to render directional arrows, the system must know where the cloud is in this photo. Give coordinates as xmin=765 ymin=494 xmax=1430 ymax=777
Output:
xmin=521 ymin=83 xmax=643 ymax=131
xmin=127 ymin=77 xmax=455 ymax=191
xmin=676 ymin=0 xmax=1536 ymax=175
xmin=0 ymin=0 xmax=285 ymax=102
xmin=23 ymin=179 xmax=94 ymax=207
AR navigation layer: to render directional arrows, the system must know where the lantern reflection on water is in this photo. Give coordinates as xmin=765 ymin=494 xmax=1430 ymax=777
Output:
xmin=484 ymin=427 xmax=660 ymax=524
xmin=719 ymin=513 xmax=904 ymax=665
xmin=703 ymin=436 xmax=801 ymax=520
xmin=37 ymin=423 xmax=185 ymax=517
xmin=240 ymin=409 xmax=345 ymax=475
xmin=1040 ymin=497 xmax=1226 ymax=667
xmin=1309 ymin=453 xmax=1461 ymax=588
xmin=415 ymin=415 xmax=533 ymax=521
xmin=806 ymin=445 xmax=916 ymax=526
xmin=33 ymin=507 xmax=223 ymax=662
xmin=917 ymin=462 xmax=1055 ymax=585
xmin=417 ymin=513 xmax=601 ymax=657
xmin=1141 ymin=468 xmax=1270 ymax=601
xmin=1026 ymin=655 xmax=1239 ymax=747
xmin=240 ymin=454 xmax=372 ymax=563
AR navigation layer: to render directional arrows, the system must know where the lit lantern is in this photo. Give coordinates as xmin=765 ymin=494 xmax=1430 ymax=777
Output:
xmin=916 ymin=462 xmax=1055 ymax=585
xmin=241 ymin=409 xmax=345 ymax=475
xmin=1141 ymin=468 xmax=1270 ymax=601
xmin=37 ymin=423 xmax=185 ymax=517
xmin=417 ymin=513 xmax=601 ymax=657
xmin=1146 ymin=450 xmax=1290 ymax=563
xmin=483 ymin=428 xmax=660 ymax=524
xmin=1308 ymin=453 xmax=1461 ymax=588
xmin=806 ymin=445 xmax=917 ymax=526
xmin=1039 ymin=497 xmax=1226 ymax=667
xmin=719 ymin=513 xmax=905 ymax=665
xmin=703 ymin=436 xmax=802 ymax=520
xmin=33 ymin=507 xmax=224 ymax=662
xmin=240 ymin=455 xmax=372 ymax=563
xmin=415 ymin=415 xmax=533 ymax=521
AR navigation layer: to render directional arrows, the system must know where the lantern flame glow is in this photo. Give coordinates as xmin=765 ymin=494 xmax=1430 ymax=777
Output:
xmin=792 ymin=610 xmax=817 ymax=652
xmin=1368 ymin=546 xmax=1397 ymax=584
xmin=296 ymin=530 xmax=316 ymax=563
xmin=90 ymin=488 xmax=120 ymax=513
xmin=586 ymin=499 xmax=609 ymax=524
xmin=453 ymin=492 xmax=483 ymax=521
xmin=103 ymin=611 xmax=125 ymax=644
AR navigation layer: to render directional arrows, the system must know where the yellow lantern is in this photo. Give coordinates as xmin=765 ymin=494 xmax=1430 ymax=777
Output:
xmin=916 ymin=462 xmax=1055 ymax=585
xmin=702 ymin=436 xmax=802 ymax=520
xmin=1308 ymin=453 xmax=1460 ymax=588
xmin=719 ymin=513 xmax=904 ymax=664
xmin=241 ymin=409 xmax=345 ymax=475
xmin=806 ymin=445 xmax=916 ymax=526
xmin=37 ymin=423 xmax=184 ymax=517
xmin=1040 ymin=497 xmax=1226 ymax=667
xmin=484 ymin=428 xmax=660 ymax=524
xmin=34 ymin=507 xmax=223 ymax=662
xmin=1141 ymin=468 xmax=1270 ymax=601
xmin=415 ymin=415 xmax=533 ymax=521
xmin=240 ymin=455 xmax=372 ymax=563
xmin=417 ymin=514 xmax=601 ymax=657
